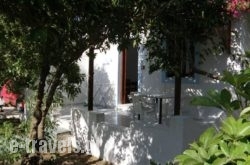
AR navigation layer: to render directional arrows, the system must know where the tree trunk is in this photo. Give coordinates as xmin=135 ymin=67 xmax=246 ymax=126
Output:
xmin=37 ymin=111 xmax=46 ymax=140
xmin=38 ymin=69 xmax=63 ymax=139
xmin=88 ymin=47 xmax=95 ymax=111
xmin=30 ymin=63 xmax=50 ymax=141
xmin=174 ymin=74 xmax=181 ymax=115
xmin=173 ymin=37 xmax=182 ymax=116
xmin=30 ymin=109 xmax=42 ymax=142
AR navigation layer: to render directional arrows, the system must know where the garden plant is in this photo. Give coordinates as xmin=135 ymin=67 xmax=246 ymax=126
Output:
xmin=175 ymin=52 xmax=250 ymax=164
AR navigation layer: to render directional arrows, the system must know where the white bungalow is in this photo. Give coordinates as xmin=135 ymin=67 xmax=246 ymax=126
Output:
xmin=63 ymin=13 xmax=250 ymax=165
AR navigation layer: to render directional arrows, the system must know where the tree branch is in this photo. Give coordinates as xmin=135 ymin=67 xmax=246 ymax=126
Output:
xmin=193 ymin=67 xmax=222 ymax=80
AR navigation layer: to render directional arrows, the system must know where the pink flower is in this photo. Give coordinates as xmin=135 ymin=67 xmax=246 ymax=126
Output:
xmin=227 ymin=0 xmax=250 ymax=17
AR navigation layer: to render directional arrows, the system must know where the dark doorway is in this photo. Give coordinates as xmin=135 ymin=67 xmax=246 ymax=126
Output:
xmin=121 ymin=47 xmax=138 ymax=103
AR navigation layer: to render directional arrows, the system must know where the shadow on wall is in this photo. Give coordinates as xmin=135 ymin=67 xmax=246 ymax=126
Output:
xmin=93 ymin=67 xmax=115 ymax=108
xmin=63 ymin=80 xmax=88 ymax=105
xmin=92 ymin=123 xmax=155 ymax=165
xmin=242 ymin=14 xmax=250 ymax=50
xmin=64 ymin=66 xmax=115 ymax=108
xmin=90 ymin=118 xmax=198 ymax=165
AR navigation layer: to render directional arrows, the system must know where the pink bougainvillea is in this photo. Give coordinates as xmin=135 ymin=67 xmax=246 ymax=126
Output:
xmin=227 ymin=0 xmax=250 ymax=17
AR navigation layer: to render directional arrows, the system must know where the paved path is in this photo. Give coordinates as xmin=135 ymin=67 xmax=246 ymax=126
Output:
xmin=54 ymin=103 xmax=134 ymax=134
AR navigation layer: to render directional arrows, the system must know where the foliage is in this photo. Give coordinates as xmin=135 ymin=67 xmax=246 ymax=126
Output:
xmin=176 ymin=50 xmax=250 ymax=164
xmin=0 ymin=117 xmax=58 ymax=164
xmin=191 ymin=52 xmax=250 ymax=115
xmin=0 ymin=0 xmax=144 ymax=110
xmin=174 ymin=114 xmax=250 ymax=165
xmin=110 ymin=1 xmax=231 ymax=73
xmin=0 ymin=120 xmax=28 ymax=164
xmin=0 ymin=14 xmax=38 ymax=91
xmin=44 ymin=113 xmax=59 ymax=142
xmin=0 ymin=2 xmax=85 ymax=96
xmin=133 ymin=0 xmax=230 ymax=74
xmin=0 ymin=2 xmax=150 ymax=164
xmin=191 ymin=89 xmax=241 ymax=114
xmin=0 ymin=0 xmax=117 ymax=144
xmin=0 ymin=95 xmax=58 ymax=164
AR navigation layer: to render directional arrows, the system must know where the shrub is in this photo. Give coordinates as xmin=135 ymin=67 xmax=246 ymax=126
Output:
xmin=174 ymin=109 xmax=250 ymax=164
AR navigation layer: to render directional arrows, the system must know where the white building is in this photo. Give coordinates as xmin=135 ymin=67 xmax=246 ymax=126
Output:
xmin=71 ymin=13 xmax=249 ymax=115
xmin=66 ymin=13 xmax=250 ymax=165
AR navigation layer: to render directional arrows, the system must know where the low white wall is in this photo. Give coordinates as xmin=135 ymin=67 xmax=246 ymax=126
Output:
xmin=87 ymin=115 xmax=213 ymax=165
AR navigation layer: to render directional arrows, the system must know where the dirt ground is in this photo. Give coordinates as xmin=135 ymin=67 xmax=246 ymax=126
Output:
xmin=43 ymin=152 xmax=112 ymax=165
xmin=10 ymin=132 xmax=113 ymax=165
xmin=14 ymin=152 xmax=112 ymax=165
xmin=42 ymin=132 xmax=113 ymax=165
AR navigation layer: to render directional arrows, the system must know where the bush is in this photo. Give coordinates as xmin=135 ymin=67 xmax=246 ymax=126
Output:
xmin=174 ymin=110 xmax=250 ymax=164
xmin=0 ymin=120 xmax=28 ymax=164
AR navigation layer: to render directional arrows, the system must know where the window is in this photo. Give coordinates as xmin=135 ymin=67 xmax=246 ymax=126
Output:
xmin=163 ymin=41 xmax=197 ymax=83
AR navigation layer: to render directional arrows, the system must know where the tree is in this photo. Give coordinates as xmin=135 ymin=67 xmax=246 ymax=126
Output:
xmin=0 ymin=1 xmax=144 ymax=163
xmin=128 ymin=0 xmax=231 ymax=115
xmin=0 ymin=0 xmax=87 ymax=142
xmin=0 ymin=1 xmax=121 ymax=163
xmin=0 ymin=15 xmax=38 ymax=90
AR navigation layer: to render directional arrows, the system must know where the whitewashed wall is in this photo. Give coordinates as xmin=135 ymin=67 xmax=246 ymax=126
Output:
xmin=231 ymin=13 xmax=250 ymax=55
xmin=75 ymin=112 xmax=214 ymax=165
xmin=65 ymin=45 xmax=120 ymax=108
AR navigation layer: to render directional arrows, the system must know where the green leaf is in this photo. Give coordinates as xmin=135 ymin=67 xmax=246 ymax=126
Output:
xmin=190 ymin=142 xmax=200 ymax=150
xmin=230 ymin=100 xmax=241 ymax=110
xmin=244 ymin=157 xmax=250 ymax=164
xmin=237 ymin=73 xmax=250 ymax=84
xmin=231 ymin=142 xmax=248 ymax=160
xmin=191 ymin=96 xmax=219 ymax=108
xmin=219 ymin=141 xmax=230 ymax=157
xmin=237 ymin=161 xmax=248 ymax=165
xmin=238 ymin=122 xmax=250 ymax=137
xmin=212 ymin=157 xmax=228 ymax=165
xmin=198 ymin=128 xmax=216 ymax=149
xmin=243 ymin=82 xmax=250 ymax=96
xmin=175 ymin=154 xmax=202 ymax=165
xmin=183 ymin=149 xmax=203 ymax=163
xmin=183 ymin=158 xmax=203 ymax=165
xmin=222 ymin=71 xmax=237 ymax=86
xmin=208 ymin=144 xmax=219 ymax=156
xmin=240 ymin=107 xmax=250 ymax=117
xmin=243 ymin=68 xmax=250 ymax=74
xmin=221 ymin=117 xmax=237 ymax=137
xmin=221 ymin=89 xmax=231 ymax=103
xmin=197 ymin=147 xmax=208 ymax=160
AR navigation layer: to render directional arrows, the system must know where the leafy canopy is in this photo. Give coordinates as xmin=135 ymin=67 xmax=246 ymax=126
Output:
xmin=129 ymin=0 xmax=231 ymax=73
